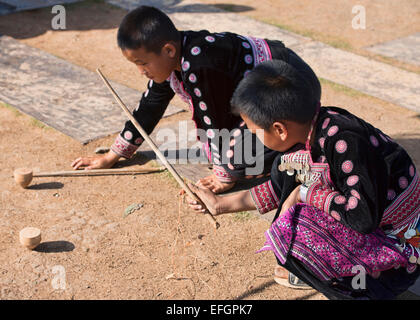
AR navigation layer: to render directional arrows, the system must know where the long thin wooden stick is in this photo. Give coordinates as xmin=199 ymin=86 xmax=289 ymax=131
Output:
xmin=32 ymin=167 xmax=166 ymax=177
xmin=96 ymin=68 xmax=220 ymax=229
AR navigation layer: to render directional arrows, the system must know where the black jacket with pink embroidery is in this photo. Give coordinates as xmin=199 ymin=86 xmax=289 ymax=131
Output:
xmin=110 ymin=30 xmax=292 ymax=159
xmin=250 ymin=106 xmax=419 ymax=236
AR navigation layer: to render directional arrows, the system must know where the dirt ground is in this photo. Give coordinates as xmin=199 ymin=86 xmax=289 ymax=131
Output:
xmin=1 ymin=102 xmax=327 ymax=300
xmin=204 ymin=0 xmax=420 ymax=73
xmin=0 ymin=0 xmax=419 ymax=300
xmin=204 ymin=0 xmax=420 ymax=48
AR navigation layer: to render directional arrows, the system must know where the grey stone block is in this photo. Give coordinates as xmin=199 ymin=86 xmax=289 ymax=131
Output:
xmin=366 ymin=33 xmax=420 ymax=67
xmin=0 ymin=35 xmax=184 ymax=144
xmin=293 ymin=41 xmax=420 ymax=113
xmin=0 ymin=0 xmax=81 ymax=15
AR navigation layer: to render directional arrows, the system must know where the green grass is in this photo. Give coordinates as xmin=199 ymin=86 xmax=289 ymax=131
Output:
xmin=0 ymin=101 xmax=52 ymax=130
xmin=232 ymin=211 xmax=254 ymax=221
xmin=30 ymin=117 xmax=50 ymax=129
xmin=266 ymin=20 xmax=317 ymax=39
xmin=259 ymin=18 xmax=354 ymax=51
xmin=0 ymin=101 xmax=22 ymax=117
xmin=158 ymin=168 xmax=179 ymax=188
xmin=153 ymin=160 xmax=180 ymax=187
xmin=148 ymin=159 xmax=163 ymax=168
xmin=319 ymin=77 xmax=370 ymax=99
xmin=371 ymin=53 xmax=420 ymax=75
xmin=325 ymin=39 xmax=353 ymax=51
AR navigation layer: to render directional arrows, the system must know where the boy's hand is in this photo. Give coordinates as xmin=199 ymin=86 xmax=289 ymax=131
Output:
xmin=184 ymin=183 xmax=221 ymax=216
xmin=279 ymin=185 xmax=302 ymax=216
xmin=71 ymin=151 xmax=120 ymax=170
xmin=196 ymin=175 xmax=235 ymax=194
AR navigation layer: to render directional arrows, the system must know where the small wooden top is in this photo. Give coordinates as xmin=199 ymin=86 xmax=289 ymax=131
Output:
xmin=14 ymin=168 xmax=33 ymax=176
xmin=20 ymin=227 xmax=41 ymax=239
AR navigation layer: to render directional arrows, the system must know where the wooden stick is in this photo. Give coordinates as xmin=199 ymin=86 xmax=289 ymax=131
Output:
xmin=11 ymin=167 xmax=165 ymax=178
xmin=96 ymin=68 xmax=220 ymax=229
xmin=32 ymin=167 xmax=166 ymax=177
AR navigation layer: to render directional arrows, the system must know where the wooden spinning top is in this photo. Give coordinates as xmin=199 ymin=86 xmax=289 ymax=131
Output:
xmin=19 ymin=227 xmax=41 ymax=250
xmin=13 ymin=168 xmax=33 ymax=189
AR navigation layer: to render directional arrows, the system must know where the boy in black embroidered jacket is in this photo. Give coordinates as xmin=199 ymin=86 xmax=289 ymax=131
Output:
xmin=186 ymin=60 xmax=420 ymax=299
xmin=71 ymin=5 xmax=321 ymax=193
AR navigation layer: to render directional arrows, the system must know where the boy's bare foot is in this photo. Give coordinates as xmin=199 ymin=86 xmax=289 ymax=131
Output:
xmin=196 ymin=174 xmax=235 ymax=194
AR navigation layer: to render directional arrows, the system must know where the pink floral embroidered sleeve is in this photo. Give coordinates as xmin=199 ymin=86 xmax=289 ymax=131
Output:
xmin=250 ymin=180 xmax=280 ymax=214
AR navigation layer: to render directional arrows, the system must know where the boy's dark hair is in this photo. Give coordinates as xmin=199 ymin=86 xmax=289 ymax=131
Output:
xmin=117 ymin=6 xmax=180 ymax=54
xmin=231 ymin=60 xmax=319 ymax=129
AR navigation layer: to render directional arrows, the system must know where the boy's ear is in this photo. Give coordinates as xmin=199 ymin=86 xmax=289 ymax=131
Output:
xmin=272 ymin=121 xmax=288 ymax=141
xmin=162 ymin=42 xmax=177 ymax=58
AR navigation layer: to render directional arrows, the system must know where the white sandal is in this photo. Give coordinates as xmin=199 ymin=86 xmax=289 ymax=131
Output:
xmin=274 ymin=266 xmax=313 ymax=290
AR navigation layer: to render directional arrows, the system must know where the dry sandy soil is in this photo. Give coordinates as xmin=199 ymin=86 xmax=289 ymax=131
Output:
xmin=203 ymin=0 xmax=420 ymax=73
xmin=1 ymin=103 xmax=327 ymax=300
xmin=204 ymin=0 xmax=420 ymax=48
xmin=0 ymin=0 xmax=419 ymax=300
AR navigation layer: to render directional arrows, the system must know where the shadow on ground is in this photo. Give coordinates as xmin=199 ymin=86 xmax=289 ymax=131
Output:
xmin=35 ymin=240 xmax=75 ymax=253
xmin=394 ymin=136 xmax=420 ymax=167
xmin=0 ymin=0 xmax=125 ymax=40
xmin=0 ymin=0 xmax=253 ymax=40
xmin=27 ymin=182 xmax=64 ymax=190
xmin=235 ymin=279 xmax=276 ymax=300
xmin=108 ymin=0 xmax=254 ymax=14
